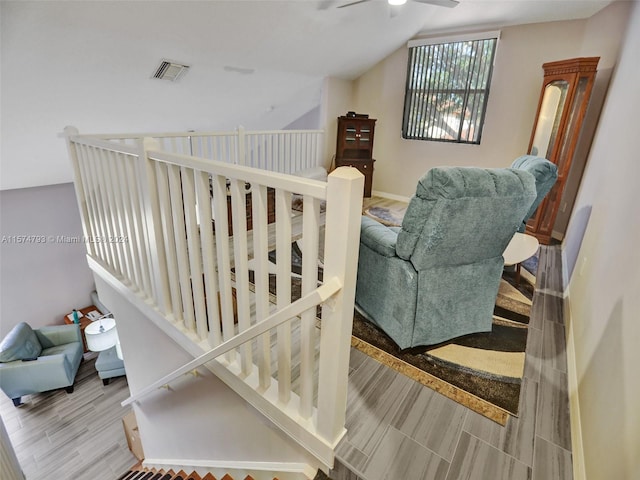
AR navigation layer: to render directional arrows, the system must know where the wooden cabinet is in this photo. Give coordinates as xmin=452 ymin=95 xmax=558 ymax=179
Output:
xmin=526 ymin=57 xmax=599 ymax=244
xmin=63 ymin=305 xmax=101 ymax=352
xmin=335 ymin=115 xmax=376 ymax=197
xmin=335 ymin=157 xmax=375 ymax=197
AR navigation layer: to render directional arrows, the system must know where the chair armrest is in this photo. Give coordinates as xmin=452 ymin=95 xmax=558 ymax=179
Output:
xmin=360 ymin=216 xmax=399 ymax=258
xmin=35 ymin=324 xmax=82 ymax=348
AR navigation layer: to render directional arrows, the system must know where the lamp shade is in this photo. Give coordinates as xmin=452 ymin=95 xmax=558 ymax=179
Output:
xmin=85 ymin=317 xmax=118 ymax=352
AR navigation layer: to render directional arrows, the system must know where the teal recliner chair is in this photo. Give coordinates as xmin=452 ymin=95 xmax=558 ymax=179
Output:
xmin=0 ymin=322 xmax=84 ymax=406
xmin=355 ymin=167 xmax=537 ymax=349
xmin=510 ymin=155 xmax=558 ymax=232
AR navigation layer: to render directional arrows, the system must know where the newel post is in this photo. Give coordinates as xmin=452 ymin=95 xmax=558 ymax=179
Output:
xmin=137 ymin=137 xmax=171 ymax=316
xmin=316 ymin=166 xmax=364 ymax=445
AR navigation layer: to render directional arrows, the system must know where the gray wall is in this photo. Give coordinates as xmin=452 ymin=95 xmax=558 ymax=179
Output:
xmin=0 ymin=184 xmax=94 ymax=337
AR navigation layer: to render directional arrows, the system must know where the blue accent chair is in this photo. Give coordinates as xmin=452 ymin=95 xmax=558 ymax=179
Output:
xmin=510 ymin=155 xmax=558 ymax=232
xmin=95 ymin=346 xmax=126 ymax=385
xmin=0 ymin=323 xmax=84 ymax=406
xmin=355 ymin=167 xmax=537 ymax=349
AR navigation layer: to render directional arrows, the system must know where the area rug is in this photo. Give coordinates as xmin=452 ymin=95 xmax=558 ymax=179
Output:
xmin=350 ymin=276 xmax=532 ymax=425
xmin=256 ymin=229 xmax=535 ymax=424
xmin=363 ymin=205 xmax=406 ymax=227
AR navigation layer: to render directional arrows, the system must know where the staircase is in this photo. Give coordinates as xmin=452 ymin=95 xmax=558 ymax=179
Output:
xmin=118 ymin=465 xmax=332 ymax=480
xmin=117 ymin=468 xmax=263 ymax=480
xmin=64 ymin=128 xmax=363 ymax=476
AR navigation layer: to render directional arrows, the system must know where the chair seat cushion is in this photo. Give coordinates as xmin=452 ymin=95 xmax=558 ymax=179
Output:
xmin=95 ymin=346 xmax=124 ymax=371
xmin=0 ymin=322 xmax=42 ymax=363
xmin=41 ymin=343 xmax=83 ymax=365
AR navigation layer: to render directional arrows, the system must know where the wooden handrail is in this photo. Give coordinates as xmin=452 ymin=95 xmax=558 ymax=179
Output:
xmin=121 ymin=277 xmax=342 ymax=407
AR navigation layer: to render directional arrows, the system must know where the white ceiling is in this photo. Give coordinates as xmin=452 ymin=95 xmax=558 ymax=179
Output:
xmin=105 ymin=0 xmax=614 ymax=79
xmin=44 ymin=0 xmax=615 ymax=80
xmin=0 ymin=0 xmax=617 ymax=190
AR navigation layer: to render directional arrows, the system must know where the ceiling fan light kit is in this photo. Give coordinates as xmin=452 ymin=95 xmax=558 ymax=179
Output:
xmin=339 ymin=0 xmax=458 ymax=10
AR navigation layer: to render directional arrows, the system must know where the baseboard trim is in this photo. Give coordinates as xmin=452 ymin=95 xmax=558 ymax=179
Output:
xmin=562 ymin=249 xmax=586 ymax=480
xmin=370 ymin=190 xmax=411 ymax=203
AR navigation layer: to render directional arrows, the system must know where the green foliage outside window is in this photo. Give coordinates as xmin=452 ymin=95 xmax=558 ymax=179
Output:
xmin=402 ymin=36 xmax=498 ymax=144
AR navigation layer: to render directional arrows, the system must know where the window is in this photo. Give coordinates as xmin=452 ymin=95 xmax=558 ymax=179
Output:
xmin=402 ymin=31 xmax=500 ymax=144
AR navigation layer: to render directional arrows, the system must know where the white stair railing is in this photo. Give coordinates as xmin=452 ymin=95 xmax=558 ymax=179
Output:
xmin=63 ymin=126 xmax=363 ymax=469
xmin=90 ymin=127 xmax=325 ymax=173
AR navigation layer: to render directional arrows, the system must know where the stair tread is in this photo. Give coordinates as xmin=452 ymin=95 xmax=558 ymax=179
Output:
xmin=120 ymin=467 xmax=285 ymax=480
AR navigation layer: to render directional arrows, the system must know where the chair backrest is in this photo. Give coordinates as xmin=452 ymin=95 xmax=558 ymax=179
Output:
xmin=396 ymin=167 xmax=537 ymax=270
xmin=511 ymin=155 xmax=558 ymax=232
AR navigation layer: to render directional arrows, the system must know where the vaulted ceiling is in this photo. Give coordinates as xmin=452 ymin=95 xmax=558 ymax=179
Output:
xmin=46 ymin=0 xmax=613 ymax=80
xmin=0 ymin=0 xmax=616 ymax=189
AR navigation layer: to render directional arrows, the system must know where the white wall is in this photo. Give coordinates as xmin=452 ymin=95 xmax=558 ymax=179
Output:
xmin=0 ymin=1 xmax=322 ymax=191
xmin=0 ymin=184 xmax=94 ymax=337
xmin=554 ymin=1 xmax=631 ymax=236
xmin=94 ymin=276 xmax=321 ymax=473
xmin=321 ymin=77 xmax=356 ymax=170
xmin=350 ymin=19 xmax=597 ymax=196
xmin=563 ymin=2 xmax=640 ymax=478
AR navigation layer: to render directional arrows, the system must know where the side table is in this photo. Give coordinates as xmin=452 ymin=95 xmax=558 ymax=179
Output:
xmin=63 ymin=305 xmax=102 ymax=352
xmin=503 ymin=233 xmax=540 ymax=285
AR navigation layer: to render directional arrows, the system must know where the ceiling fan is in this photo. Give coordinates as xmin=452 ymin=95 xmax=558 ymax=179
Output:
xmin=338 ymin=0 xmax=459 ymax=9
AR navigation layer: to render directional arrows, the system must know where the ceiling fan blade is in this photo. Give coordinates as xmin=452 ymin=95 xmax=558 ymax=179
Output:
xmin=413 ymin=0 xmax=460 ymax=8
xmin=337 ymin=0 xmax=372 ymax=8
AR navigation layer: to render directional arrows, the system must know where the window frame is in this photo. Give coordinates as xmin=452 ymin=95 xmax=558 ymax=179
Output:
xmin=402 ymin=31 xmax=501 ymax=144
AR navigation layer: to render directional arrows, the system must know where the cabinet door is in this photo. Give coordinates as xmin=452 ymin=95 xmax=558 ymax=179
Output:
xmin=526 ymin=58 xmax=598 ymax=244
xmin=337 ymin=118 xmax=375 ymax=159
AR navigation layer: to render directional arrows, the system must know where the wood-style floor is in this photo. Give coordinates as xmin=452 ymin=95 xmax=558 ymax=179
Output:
xmin=0 ymin=197 xmax=573 ymax=480
xmin=331 ymin=197 xmax=573 ymax=480
xmin=0 ymin=354 xmax=136 ymax=480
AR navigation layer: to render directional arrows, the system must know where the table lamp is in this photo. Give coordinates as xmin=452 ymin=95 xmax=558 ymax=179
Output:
xmin=84 ymin=315 xmax=120 ymax=357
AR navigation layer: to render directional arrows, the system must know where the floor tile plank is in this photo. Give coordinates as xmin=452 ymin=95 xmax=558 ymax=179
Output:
xmin=362 ymin=426 xmax=450 ymax=480
xmin=445 ymin=431 xmax=531 ymax=480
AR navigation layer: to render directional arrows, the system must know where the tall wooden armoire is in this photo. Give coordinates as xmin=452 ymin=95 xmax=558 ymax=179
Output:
xmin=526 ymin=57 xmax=599 ymax=244
xmin=335 ymin=114 xmax=376 ymax=197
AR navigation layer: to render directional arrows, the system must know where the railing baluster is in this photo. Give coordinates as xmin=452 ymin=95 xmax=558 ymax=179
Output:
xmin=229 ymin=178 xmax=253 ymax=376
xmin=125 ymin=154 xmax=153 ymax=299
xmin=154 ymin=161 xmax=181 ymax=320
xmin=182 ymin=167 xmax=208 ymax=339
xmin=111 ymin=152 xmax=132 ymax=283
xmin=89 ymin=145 xmax=117 ymax=271
xmin=75 ymin=143 xmax=101 ymax=259
xmin=87 ymin=144 xmax=110 ymax=263
xmin=299 ymin=194 xmax=320 ymax=419
xmin=105 ymin=149 xmax=128 ymax=279
xmin=211 ymin=174 xmax=236 ymax=363
xmin=251 ymin=184 xmax=272 ymax=390
xmin=275 ymin=189 xmax=293 ymax=404
xmin=168 ymin=165 xmax=196 ymax=331
xmin=63 ymin=128 xmax=96 ymax=259
xmin=113 ymin=152 xmax=138 ymax=289
xmin=196 ymin=171 xmax=222 ymax=347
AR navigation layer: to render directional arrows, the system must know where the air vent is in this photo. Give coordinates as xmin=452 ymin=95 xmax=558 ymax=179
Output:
xmin=152 ymin=59 xmax=190 ymax=82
